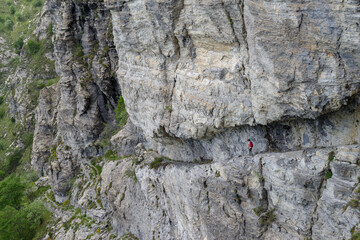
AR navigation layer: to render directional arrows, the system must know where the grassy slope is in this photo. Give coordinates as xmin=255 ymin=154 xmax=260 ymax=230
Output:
xmin=0 ymin=0 xmax=57 ymax=239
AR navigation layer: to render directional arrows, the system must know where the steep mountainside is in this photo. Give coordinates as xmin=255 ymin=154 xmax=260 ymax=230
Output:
xmin=1 ymin=0 xmax=359 ymax=239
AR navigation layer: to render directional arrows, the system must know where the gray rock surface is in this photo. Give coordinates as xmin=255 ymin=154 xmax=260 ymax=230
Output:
xmin=100 ymin=145 xmax=360 ymax=240
xmin=32 ymin=0 xmax=120 ymax=198
xmin=111 ymin=120 xmax=144 ymax=156
xmin=105 ymin=0 xmax=360 ymax=141
xmin=32 ymin=85 xmax=59 ymax=176
xmin=27 ymin=0 xmax=360 ymax=239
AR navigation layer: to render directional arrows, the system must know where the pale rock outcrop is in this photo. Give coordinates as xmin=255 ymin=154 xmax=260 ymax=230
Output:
xmin=32 ymin=0 xmax=120 ymax=198
xmin=105 ymin=0 xmax=360 ymax=141
xmin=100 ymin=145 xmax=360 ymax=240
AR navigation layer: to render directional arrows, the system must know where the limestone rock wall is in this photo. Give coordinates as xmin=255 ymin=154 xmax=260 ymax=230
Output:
xmin=100 ymin=145 xmax=360 ymax=240
xmin=105 ymin=0 xmax=360 ymax=141
xmin=29 ymin=0 xmax=360 ymax=239
xmin=32 ymin=0 xmax=120 ymax=199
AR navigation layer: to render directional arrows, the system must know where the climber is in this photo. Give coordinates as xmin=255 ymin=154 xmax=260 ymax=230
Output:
xmin=247 ymin=139 xmax=253 ymax=156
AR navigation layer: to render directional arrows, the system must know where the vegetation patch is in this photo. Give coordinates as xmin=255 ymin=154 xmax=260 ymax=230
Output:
xmin=115 ymin=95 xmax=128 ymax=129
xmin=253 ymin=206 xmax=276 ymax=225
xmin=259 ymin=209 xmax=276 ymax=226
xmin=328 ymin=151 xmax=335 ymax=162
xmin=0 ymin=174 xmax=52 ymax=240
xmin=0 ymin=1 xmax=55 ymax=238
xmin=104 ymin=150 xmax=119 ymax=161
xmin=26 ymin=39 xmax=41 ymax=55
xmin=124 ymin=168 xmax=137 ymax=183
xmin=325 ymin=170 xmax=333 ymax=180
xmin=149 ymin=157 xmax=164 ymax=169
xmin=253 ymin=206 xmax=266 ymax=216
xmin=120 ymin=232 xmax=139 ymax=240
xmin=348 ymin=199 xmax=359 ymax=209
xmin=350 ymin=226 xmax=360 ymax=240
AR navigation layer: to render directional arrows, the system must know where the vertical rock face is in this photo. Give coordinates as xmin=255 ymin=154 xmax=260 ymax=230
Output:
xmin=101 ymin=153 xmax=267 ymax=240
xmin=31 ymin=0 xmax=360 ymax=239
xmin=105 ymin=0 xmax=360 ymax=141
xmin=100 ymin=145 xmax=360 ymax=240
xmin=32 ymin=86 xmax=59 ymax=176
xmin=312 ymin=145 xmax=360 ymax=240
xmin=32 ymin=0 xmax=120 ymax=199
xmin=101 ymin=1 xmax=360 ymax=239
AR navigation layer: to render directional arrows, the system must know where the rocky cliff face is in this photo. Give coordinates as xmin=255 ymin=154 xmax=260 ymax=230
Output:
xmin=32 ymin=0 xmax=120 ymax=200
xmin=106 ymin=0 xmax=359 ymax=137
xmin=105 ymin=0 xmax=360 ymax=161
xmin=99 ymin=145 xmax=360 ymax=240
xmin=30 ymin=0 xmax=360 ymax=239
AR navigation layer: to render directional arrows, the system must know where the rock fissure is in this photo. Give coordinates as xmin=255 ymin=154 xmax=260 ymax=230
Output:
xmin=308 ymin=155 xmax=330 ymax=239
xmin=239 ymin=0 xmax=249 ymax=54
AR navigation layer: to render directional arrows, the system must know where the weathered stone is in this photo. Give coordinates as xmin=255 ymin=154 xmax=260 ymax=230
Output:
xmin=28 ymin=0 xmax=360 ymax=239
xmin=105 ymin=0 xmax=360 ymax=142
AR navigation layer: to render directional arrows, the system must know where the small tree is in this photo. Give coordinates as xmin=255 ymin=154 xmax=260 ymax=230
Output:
xmin=10 ymin=5 xmax=15 ymax=15
xmin=0 ymin=175 xmax=25 ymax=210
xmin=5 ymin=149 xmax=23 ymax=173
xmin=26 ymin=39 xmax=41 ymax=55
xmin=32 ymin=0 xmax=42 ymax=8
xmin=5 ymin=19 xmax=13 ymax=30
xmin=14 ymin=36 xmax=24 ymax=54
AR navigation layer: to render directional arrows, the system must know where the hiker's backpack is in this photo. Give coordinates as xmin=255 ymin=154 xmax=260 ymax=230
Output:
xmin=249 ymin=141 xmax=253 ymax=147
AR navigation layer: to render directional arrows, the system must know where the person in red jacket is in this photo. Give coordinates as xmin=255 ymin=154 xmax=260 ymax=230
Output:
xmin=247 ymin=139 xmax=253 ymax=156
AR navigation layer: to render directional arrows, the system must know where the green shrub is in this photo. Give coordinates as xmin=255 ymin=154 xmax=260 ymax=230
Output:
xmin=325 ymin=170 xmax=333 ymax=180
xmin=0 ymin=16 xmax=4 ymax=23
xmin=328 ymin=151 xmax=335 ymax=162
xmin=0 ymin=96 xmax=3 ymax=105
xmin=22 ymin=133 xmax=34 ymax=148
xmin=6 ymin=149 xmax=23 ymax=173
xmin=0 ymin=108 xmax=5 ymax=119
xmin=32 ymin=0 xmax=42 ymax=8
xmin=10 ymin=6 xmax=15 ymax=15
xmin=15 ymin=12 xmax=24 ymax=21
xmin=47 ymin=22 xmax=53 ymax=36
xmin=26 ymin=39 xmax=41 ymax=55
xmin=14 ymin=36 xmax=24 ymax=54
xmin=5 ymin=19 xmax=14 ymax=30
xmin=36 ymin=81 xmax=46 ymax=89
xmin=0 ymin=175 xmax=25 ymax=210
xmin=115 ymin=96 xmax=128 ymax=129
